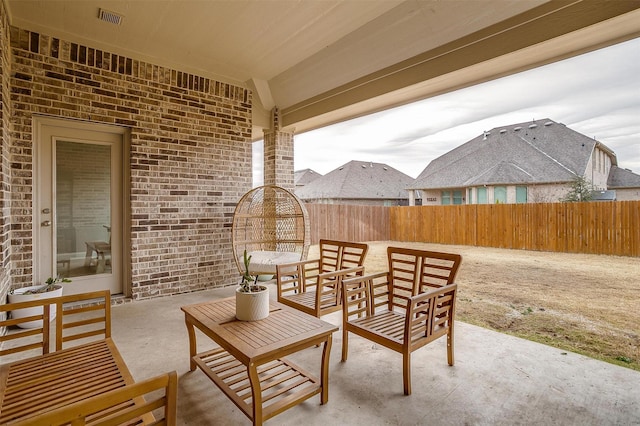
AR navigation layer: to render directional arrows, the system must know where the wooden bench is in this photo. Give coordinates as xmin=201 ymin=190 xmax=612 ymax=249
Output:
xmin=341 ymin=247 xmax=461 ymax=395
xmin=8 ymin=371 xmax=178 ymax=426
xmin=276 ymin=239 xmax=369 ymax=317
xmin=0 ymin=290 xmax=177 ymax=425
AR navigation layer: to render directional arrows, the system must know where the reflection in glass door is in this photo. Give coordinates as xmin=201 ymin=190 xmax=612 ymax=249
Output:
xmin=55 ymin=141 xmax=112 ymax=279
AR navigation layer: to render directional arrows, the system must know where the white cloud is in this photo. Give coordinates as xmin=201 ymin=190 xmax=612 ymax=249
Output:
xmin=289 ymin=37 xmax=640 ymax=179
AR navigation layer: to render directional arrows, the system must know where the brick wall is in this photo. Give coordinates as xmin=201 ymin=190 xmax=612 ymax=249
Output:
xmin=0 ymin=1 xmax=10 ymax=304
xmin=7 ymin=24 xmax=254 ymax=299
xmin=0 ymin=2 xmax=11 ymax=306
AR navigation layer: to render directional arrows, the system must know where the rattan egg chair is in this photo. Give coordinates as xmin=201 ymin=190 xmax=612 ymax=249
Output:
xmin=232 ymin=185 xmax=310 ymax=276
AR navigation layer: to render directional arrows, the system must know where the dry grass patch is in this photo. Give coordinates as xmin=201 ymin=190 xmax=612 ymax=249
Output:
xmin=310 ymin=241 xmax=640 ymax=371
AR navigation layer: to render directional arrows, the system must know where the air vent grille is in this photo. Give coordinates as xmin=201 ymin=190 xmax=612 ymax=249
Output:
xmin=98 ymin=8 xmax=123 ymax=25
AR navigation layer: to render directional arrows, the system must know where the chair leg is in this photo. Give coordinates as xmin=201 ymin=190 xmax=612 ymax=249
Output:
xmin=403 ymin=351 xmax=411 ymax=395
xmin=341 ymin=328 xmax=349 ymax=362
xmin=447 ymin=328 xmax=454 ymax=366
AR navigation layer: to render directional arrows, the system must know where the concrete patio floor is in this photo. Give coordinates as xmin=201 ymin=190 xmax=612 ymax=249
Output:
xmin=111 ymin=285 xmax=640 ymax=425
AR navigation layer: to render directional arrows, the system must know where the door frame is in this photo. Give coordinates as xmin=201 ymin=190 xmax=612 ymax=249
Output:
xmin=33 ymin=116 xmax=131 ymax=296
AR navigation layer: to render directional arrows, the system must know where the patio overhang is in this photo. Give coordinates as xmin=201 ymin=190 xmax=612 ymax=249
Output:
xmin=6 ymin=1 xmax=640 ymax=140
xmin=281 ymin=2 xmax=640 ymax=137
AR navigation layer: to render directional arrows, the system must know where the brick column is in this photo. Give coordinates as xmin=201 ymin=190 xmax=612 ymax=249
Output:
xmin=263 ymin=107 xmax=294 ymax=191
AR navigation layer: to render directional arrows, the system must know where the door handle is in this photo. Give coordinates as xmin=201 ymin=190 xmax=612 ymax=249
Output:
xmin=41 ymin=220 xmax=51 ymax=227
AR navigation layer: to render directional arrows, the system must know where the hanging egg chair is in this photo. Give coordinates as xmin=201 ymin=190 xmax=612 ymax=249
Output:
xmin=232 ymin=185 xmax=310 ymax=276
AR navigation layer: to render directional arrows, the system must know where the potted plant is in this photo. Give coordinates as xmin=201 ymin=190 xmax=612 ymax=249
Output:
xmin=235 ymin=250 xmax=269 ymax=321
xmin=8 ymin=276 xmax=70 ymax=329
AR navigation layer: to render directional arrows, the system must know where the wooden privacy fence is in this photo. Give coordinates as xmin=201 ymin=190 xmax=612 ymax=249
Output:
xmin=305 ymin=204 xmax=390 ymax=245
xmin=305 ymin=201 xmax=640 ymax=257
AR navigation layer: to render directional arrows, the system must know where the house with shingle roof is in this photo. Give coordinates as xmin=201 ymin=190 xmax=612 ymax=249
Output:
xmin=408 ymin=118 xmax=640 ymax=205
xmin=296 ymin=160 xmax=420 ymax=206
xmin=607 ymin=166 xmax=640 ymax=200
xmin=294 ymin=169 xmax=322 ymax=189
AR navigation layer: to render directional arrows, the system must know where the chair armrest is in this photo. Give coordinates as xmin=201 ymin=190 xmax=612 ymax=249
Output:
xmin=277 ymin=258 xmax=321 ymax=271
xmin=314 ymin=266 xmax=364 ymax=310
xmin=276 ymin=259 xmax=321 ymax=298
xmin=317 ymin=265 xmax=364 ymax=284
xmin=368 ymin=271 xmax=392 ymax=311
xmin=342 ymin=271 xmax=389 ymax=320
xmin=404 ymin=283 xmax=458 ymax=347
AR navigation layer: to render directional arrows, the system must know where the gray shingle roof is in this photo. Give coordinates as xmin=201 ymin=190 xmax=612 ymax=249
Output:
xmin=409 ymin=119 xmax=611 ymax=190
xmin=294 ymin=169 xmax=322 ymax=186
xmin=591 ymin=190 xmax=616 ymax=201
xmin=295 ymin=160 xmax=415 ymax=200
xmin=607 ymin=166 xmax=640 ymax=188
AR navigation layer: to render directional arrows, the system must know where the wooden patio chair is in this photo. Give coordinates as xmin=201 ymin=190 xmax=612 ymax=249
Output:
xmin=276 ymin=239 xmax=369 ymax=317
xmin=341 ymin=246 xmax=461 ymax=395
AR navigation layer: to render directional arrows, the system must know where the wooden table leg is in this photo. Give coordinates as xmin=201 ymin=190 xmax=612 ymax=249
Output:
xmin=184 ymin=318 xmax=197 ymax=371
xmin=320 ymin=334 xmax=333 ymax=404
xmin=248 ymin=362 xmax=263 ymax=425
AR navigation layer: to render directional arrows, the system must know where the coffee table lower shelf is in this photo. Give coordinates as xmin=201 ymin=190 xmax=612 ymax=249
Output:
xmin=194 ymin=347 xmax=322 ymax=423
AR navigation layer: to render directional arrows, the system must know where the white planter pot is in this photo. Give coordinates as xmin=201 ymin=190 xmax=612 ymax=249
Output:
xmin=235 ymin=286 xmax=269 ymax=321
xmin=8 ymin=285 xmax=63 ymax=329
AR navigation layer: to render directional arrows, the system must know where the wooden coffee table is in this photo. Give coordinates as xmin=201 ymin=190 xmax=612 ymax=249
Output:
xmin=181 ymin=297 xmax=338 ymax=425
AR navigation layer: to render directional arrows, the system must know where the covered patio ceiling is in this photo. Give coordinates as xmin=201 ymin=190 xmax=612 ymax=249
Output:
xmin=7 ymin=0 xmax=640 ymax=140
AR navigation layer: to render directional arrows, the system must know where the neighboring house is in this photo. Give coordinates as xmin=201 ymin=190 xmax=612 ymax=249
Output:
xmin=296 ymin=160 xmax=421 ymax=206
xmin=294 ymin=169 xmax=322 ymax=189
xmin=607 ymin=166 xmax=640 ymax=201
xmin=409 ymin=118 xmax=640 ymax=205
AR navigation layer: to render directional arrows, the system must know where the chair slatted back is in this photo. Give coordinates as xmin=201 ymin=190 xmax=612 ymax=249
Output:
xmin=56 ymin=290 xmax=111 ymax=351
xmin=0 ymin=300 xmax=52 ymax=359
xmin=319 ymin=239 xmax=369 ymax=274
xmin=387 ymin=247 xmax=461 ymax=311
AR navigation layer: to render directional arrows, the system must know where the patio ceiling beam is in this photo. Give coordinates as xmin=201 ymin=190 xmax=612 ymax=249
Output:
xmin=281 ymin=1 xmax=640 ymax=135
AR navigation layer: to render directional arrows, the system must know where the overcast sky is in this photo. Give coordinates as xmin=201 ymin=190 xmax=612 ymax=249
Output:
xmin=254 ymin=37 xmax=640 ymax=183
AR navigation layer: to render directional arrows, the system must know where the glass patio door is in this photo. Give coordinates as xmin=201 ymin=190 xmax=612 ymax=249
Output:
xmin=35 ymin=117 xmax=124 ymax=296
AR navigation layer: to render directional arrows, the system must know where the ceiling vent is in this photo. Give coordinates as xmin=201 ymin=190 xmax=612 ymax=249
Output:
xmin=98 ymin=8 xmax=123 ymax=25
